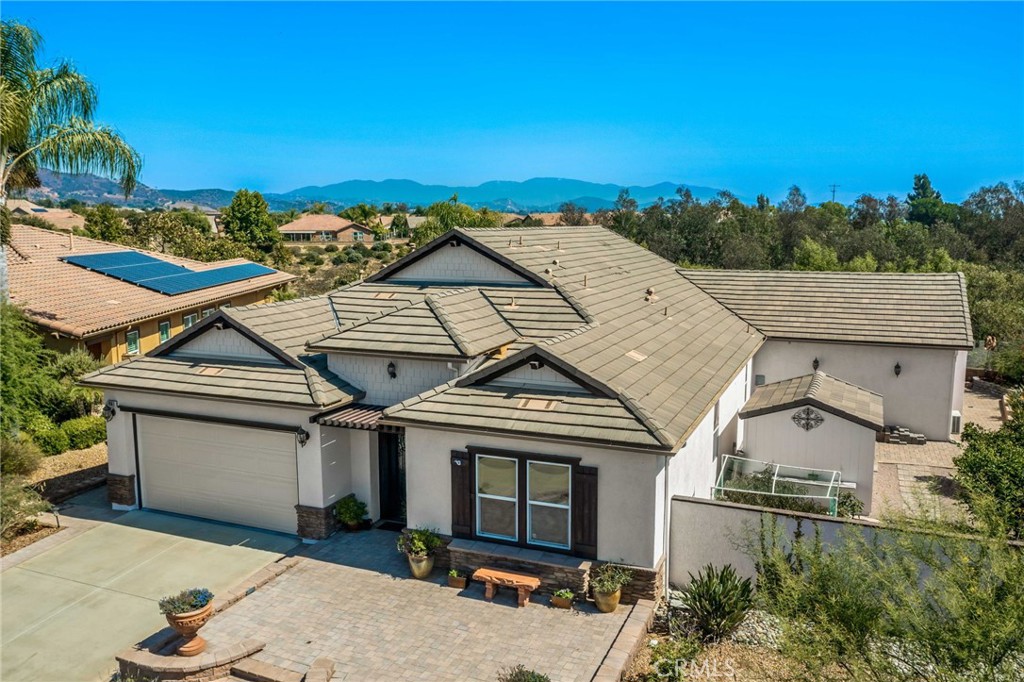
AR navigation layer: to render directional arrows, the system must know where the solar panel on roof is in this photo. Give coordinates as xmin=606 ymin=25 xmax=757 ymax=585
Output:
xmin=62 ymin=251 xmax=277 ymax=295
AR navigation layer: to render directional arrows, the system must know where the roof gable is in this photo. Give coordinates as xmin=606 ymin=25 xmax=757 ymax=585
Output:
xmin=739 ymin=372 xmax=884 ymax=430
xmin=153 ymin=311 xmax=301 ymax=368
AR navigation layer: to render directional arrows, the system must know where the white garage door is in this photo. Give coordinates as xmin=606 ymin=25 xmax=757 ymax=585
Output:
xmin=138 ymin=416 xmax=299 ymax=534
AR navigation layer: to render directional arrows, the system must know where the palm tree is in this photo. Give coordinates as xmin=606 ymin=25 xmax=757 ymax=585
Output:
xmin=0 ymin=20 xmax=141 ymax=205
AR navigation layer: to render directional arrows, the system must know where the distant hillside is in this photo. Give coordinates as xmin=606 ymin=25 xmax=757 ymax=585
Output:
xmin=21 ymin=172 xmax=729 ymax=213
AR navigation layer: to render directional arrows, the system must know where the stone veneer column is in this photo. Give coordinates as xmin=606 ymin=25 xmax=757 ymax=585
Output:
xmin=107 ymin=473 xmax=136 ymax=507
xmin=295 ymin=504 xmax=338 ymax=541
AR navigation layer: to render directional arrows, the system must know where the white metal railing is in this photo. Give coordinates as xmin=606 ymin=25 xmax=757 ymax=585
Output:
xmin=714 ymin=454 xmax=843 ymax=516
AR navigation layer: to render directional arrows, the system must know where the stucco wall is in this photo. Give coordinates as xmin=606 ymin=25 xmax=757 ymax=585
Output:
xmin=669 ymin=496 xmax=881 ymax=585
xmin=753 ymin=340 xmax=958 ymax=439
xmin=170 ymin=327 xmax=278 ymax=363
xmin=385 ymin=243 xmax=530 ymax=284
xmin=404 ymin=426 xmax=665 ymax=568
xmin=348 ymin=429 xmax=380 ymax=520
xmin=101 ymin=389 xmax=326 ymax=509
xmin=741 ymin=409 xmax=876 ymax=514
xmin=953 ymin=350 xmax=968 ymax=416
xmin=328 ymin=353 xmax=467 ymax=406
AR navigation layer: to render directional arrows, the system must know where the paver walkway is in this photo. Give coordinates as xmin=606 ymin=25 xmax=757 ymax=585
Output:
xmin=202 ymin=530 xmax=631 ymax=681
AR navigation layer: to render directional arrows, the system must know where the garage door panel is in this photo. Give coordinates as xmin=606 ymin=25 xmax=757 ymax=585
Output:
xmin=138 ymin=416 xmax=298 ymax=534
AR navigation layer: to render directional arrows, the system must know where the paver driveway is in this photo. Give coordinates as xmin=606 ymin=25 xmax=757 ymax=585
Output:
xmin=202 ymin=530 xmax=631 ymax=681
xmin=0 ymin=490 xmax=300 ymax=682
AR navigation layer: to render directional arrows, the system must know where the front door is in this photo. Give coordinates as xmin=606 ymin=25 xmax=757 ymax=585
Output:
xmin=378 ymin=431 xmax=406 ymax=525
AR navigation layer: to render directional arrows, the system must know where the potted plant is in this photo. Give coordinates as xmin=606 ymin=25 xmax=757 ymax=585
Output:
xmin=396 ymin=527 xmax=443 ymax=579
xmin=551 ymin=588 xmax=574 ymax=609
xmin=158 ymin=588 xmax=215 ymax=656
xmin=590 ymin=563 xmax=633 ymax=613
xmin=448 ymin=568 xmax=467 ymax=589
xmin=334 ymin=495 xmax=368 ymax=531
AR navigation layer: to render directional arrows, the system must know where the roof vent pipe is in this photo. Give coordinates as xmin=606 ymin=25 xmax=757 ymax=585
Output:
xmin=68 ymin=233 xmax=74 ymax=251
xmin=583 ymin=274 xmax=588 ymax=288
xmin=519 ymin=235 xmax=523 ymax=246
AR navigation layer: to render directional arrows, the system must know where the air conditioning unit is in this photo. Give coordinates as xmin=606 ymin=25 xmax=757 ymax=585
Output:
xmin=951 ymin=410 xmax=962 ymax=435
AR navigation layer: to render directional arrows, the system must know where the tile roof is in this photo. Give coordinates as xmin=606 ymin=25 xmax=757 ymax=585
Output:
xmin=9 ymin=199 xmax=85 ymax=231
xmin=384 ymin=226 xmax=766 ymax=450
xmin=278 ymin=214 xmax=363 ymax=234
xmin=308 ymin=288 xmax=519 ymax=358
xmin=739 ymin=371 xmax=884 ymax=430
xmin=5 ymin=224 xmax=295 ymax=338
xmin=80 ymin=311 xmax=361 ymax=409
xmin=678 ymin=269 xmax=973 ymax=349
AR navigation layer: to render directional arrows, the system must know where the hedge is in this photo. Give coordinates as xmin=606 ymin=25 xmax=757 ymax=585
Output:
xmin=33 ymin=427 xmax=70 ymax=456
xmin=61 ymin=416 xmax=107 ymax=450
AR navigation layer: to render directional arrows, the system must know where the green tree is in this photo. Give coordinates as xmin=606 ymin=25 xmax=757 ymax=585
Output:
xmin=792 ymin=236 xmax=841 ymax=271
xmin=411 ymin=194 xmax=502 ymax=245
xmin=220 ymin=189 xmax=280 ymax=253
xmin=0 ymin=20 xmax=140 ymax=203
xmin=84 ymin=203 xmax=126 ymax=242
xmin=339 ymin=202 xmax=379 ymax=226
xmin=907 ymin=173 xmax=958 ymax=226
xmin=557 ymin=202 xmax=589 ymax=226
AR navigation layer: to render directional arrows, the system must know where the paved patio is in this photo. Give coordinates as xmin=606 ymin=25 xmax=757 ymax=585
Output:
xmin=201 ymin=530 xmax=631 ymax=681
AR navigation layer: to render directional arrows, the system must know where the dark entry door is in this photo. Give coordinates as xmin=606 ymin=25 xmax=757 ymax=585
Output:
xmin=378 ymin=432 xmax=406 ymax=524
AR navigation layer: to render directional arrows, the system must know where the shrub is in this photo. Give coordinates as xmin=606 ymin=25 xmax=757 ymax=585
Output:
xmin=396 ymin=527 xmax=442 ymax=557
xmin=346 ymin=251 xmax=364 ymax=264
xmin=331 ymin=254 xmax=346 ymax=266
xmin=836 ymin=490 xmax=864 ymax=518
xmin=1 ymin=435 xmax=43 ymax=476
xmin=642 ymin=636 xmax=703 ymax=681
xmin=60 ymin=416 xmax=106 ymax=450
xmin=677 ymin=564 xmax=753 ymax=642
xmin=306 ymin=245 xmax=326 ymax=256
xmin=590 ymin=563 xmax=634 ymax=595
xmin=21 ymin=412 xmax=57 ymax=437
xmin=158 ymin=588 xmax=214 ymax=615
xmin=496 ymin=665 xmax=550 ymax=682
xmin=0 ymin=478 xmax=51 ymax=540
xmin=33 ymin=426 xmax=70 ymax=456
xmin=324 ymin=244 xmax=338 ymax=252
xmin=334 ymin=495 xmax=368 ymax=525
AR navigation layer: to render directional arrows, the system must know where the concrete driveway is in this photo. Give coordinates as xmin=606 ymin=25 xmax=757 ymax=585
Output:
xmin=1 ymin=489 xmax=300 ymax=682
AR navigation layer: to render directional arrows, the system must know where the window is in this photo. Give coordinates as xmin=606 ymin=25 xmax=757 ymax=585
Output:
xmin=527 ymin=461 xmax=571 ymax=548
xmin=353 ymin=231 xmax=364 ymax=242
xmin=182 ymin=313 xmax=198 ymax=329
xmin=476 ymin=455 xmax=518 ymax=541
xmin=158 ymin=320 xmax=171 ymax=342
xmin=201 ymin=308 xmax=215 ymax=318
xmin=126 ymin=330 xmax=140 ymax=355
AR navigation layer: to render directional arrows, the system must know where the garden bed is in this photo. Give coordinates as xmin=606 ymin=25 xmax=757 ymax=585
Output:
xmin=1 ymin=525 xmax=64 ymax=557
xmin=27 ymin=443 xmax=108 ymax=502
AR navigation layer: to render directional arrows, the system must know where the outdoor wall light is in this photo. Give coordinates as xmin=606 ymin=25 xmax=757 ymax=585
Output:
xmin=387 ymin=361 xmax=397 ymax=379
xmin=894 ymin=362 xmax=902 ymax=377
xmin=529 ymin=359 xmax=544 ymax=370
xmin=102 ymin=400 xmax=118 ymax=422
xmin=812 ymin=357 xmax=820 ymax=371
xmin=295 ymin=428 xmax=310 ymax=447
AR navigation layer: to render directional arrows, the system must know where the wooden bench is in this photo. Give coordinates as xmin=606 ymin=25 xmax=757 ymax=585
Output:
xmin=472 ymin=567 xmax=542 ymax=607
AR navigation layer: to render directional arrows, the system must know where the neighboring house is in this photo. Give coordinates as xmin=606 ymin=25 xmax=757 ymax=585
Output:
xmin=8 ymin=198 xmax=86 ymax=231
xmin=82 ymin=225 xmax=970 ymax=600
xmin=278 ymin=214 xmax=370 ymax=243
xmin=4 ymin=224 xmax=295 ymax=363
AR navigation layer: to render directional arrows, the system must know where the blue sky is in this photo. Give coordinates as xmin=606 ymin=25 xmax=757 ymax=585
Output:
xmin=6 ymin=1 xmax=1023 ymax=203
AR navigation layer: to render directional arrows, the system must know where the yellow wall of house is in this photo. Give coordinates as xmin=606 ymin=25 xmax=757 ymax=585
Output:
xmin=45 ymin=289 xmax=277 ymax=364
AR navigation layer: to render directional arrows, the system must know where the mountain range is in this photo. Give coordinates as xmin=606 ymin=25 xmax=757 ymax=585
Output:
xmin=22 ymin=170 xmax=728 ymax=213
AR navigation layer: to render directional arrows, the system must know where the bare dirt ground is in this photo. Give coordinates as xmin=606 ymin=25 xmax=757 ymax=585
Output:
xmin=0 ymin=526 xmax=63 ymax=557
xmin=27 ymin=443 xmax=107 ymax=502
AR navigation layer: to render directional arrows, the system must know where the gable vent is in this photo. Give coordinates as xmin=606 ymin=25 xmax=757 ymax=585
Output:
xmin=517 ymin=398 xmax=560 ymax=411
xmin=625 ymin=350 xmax=648 ymax=362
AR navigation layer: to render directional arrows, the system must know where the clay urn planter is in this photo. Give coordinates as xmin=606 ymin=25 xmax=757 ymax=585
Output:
xmin=396 ymin=527 xmax=443 ymax=580
xmin=159 ymin=588 xmax=215 ymax=656
xmin=448 ymin=570 xmax=468 ymax=589
xmin=590 ymin=563 xmax=633 ymax=614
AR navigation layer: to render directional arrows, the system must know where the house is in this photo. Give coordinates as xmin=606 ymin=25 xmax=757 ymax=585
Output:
xmin=278 ymin=214 xmax=370 ymax=243
xmin=81 ymin=225 xmax=970 ymax=599
xmin=8 ymin=198 xmax=86 ymax=231
xmin=4 ymin=224 xmax=295 ymax=363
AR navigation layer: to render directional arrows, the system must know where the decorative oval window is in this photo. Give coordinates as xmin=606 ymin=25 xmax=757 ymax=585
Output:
xmin=792 ymin=406 xmax=824 ymax=431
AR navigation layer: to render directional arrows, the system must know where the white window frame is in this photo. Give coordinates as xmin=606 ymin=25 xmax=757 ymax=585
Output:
xmin=126 ymin=329 xmax=140 ymax=355
xmin=475 ymin=454 xmax=518 ymax=542
xmin=201 ymin=307 xmax=215 ymax=318
xmin=182 ymin=313 xmax=198 ymax=329
xmin=158 ymin=320 xmax=171 ymax=343
xmin=526 ymin=460 xmax=571 ymax=550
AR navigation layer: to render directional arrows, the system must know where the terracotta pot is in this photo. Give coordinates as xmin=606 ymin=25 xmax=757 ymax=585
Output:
xmin=407 ymin=554 xmax=434 ymax=579
xmin=593 ymin=589 xmax=621 ymax=613
xmin=165 ymin=602 xmax=214 ymax=656
xmin=448 ymin=575 xmax=467 ymax=589
xmin=344 ymin=521 xmax=361 ymax=532
xmin=551 ymin=595 xmax=573 ymax=610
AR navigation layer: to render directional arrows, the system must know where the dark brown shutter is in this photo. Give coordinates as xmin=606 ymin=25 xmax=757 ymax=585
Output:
xmin=450 ymin=450 xmax=473 ymax=538
xmin=572 ymin=465 xmax=598 ymax=559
